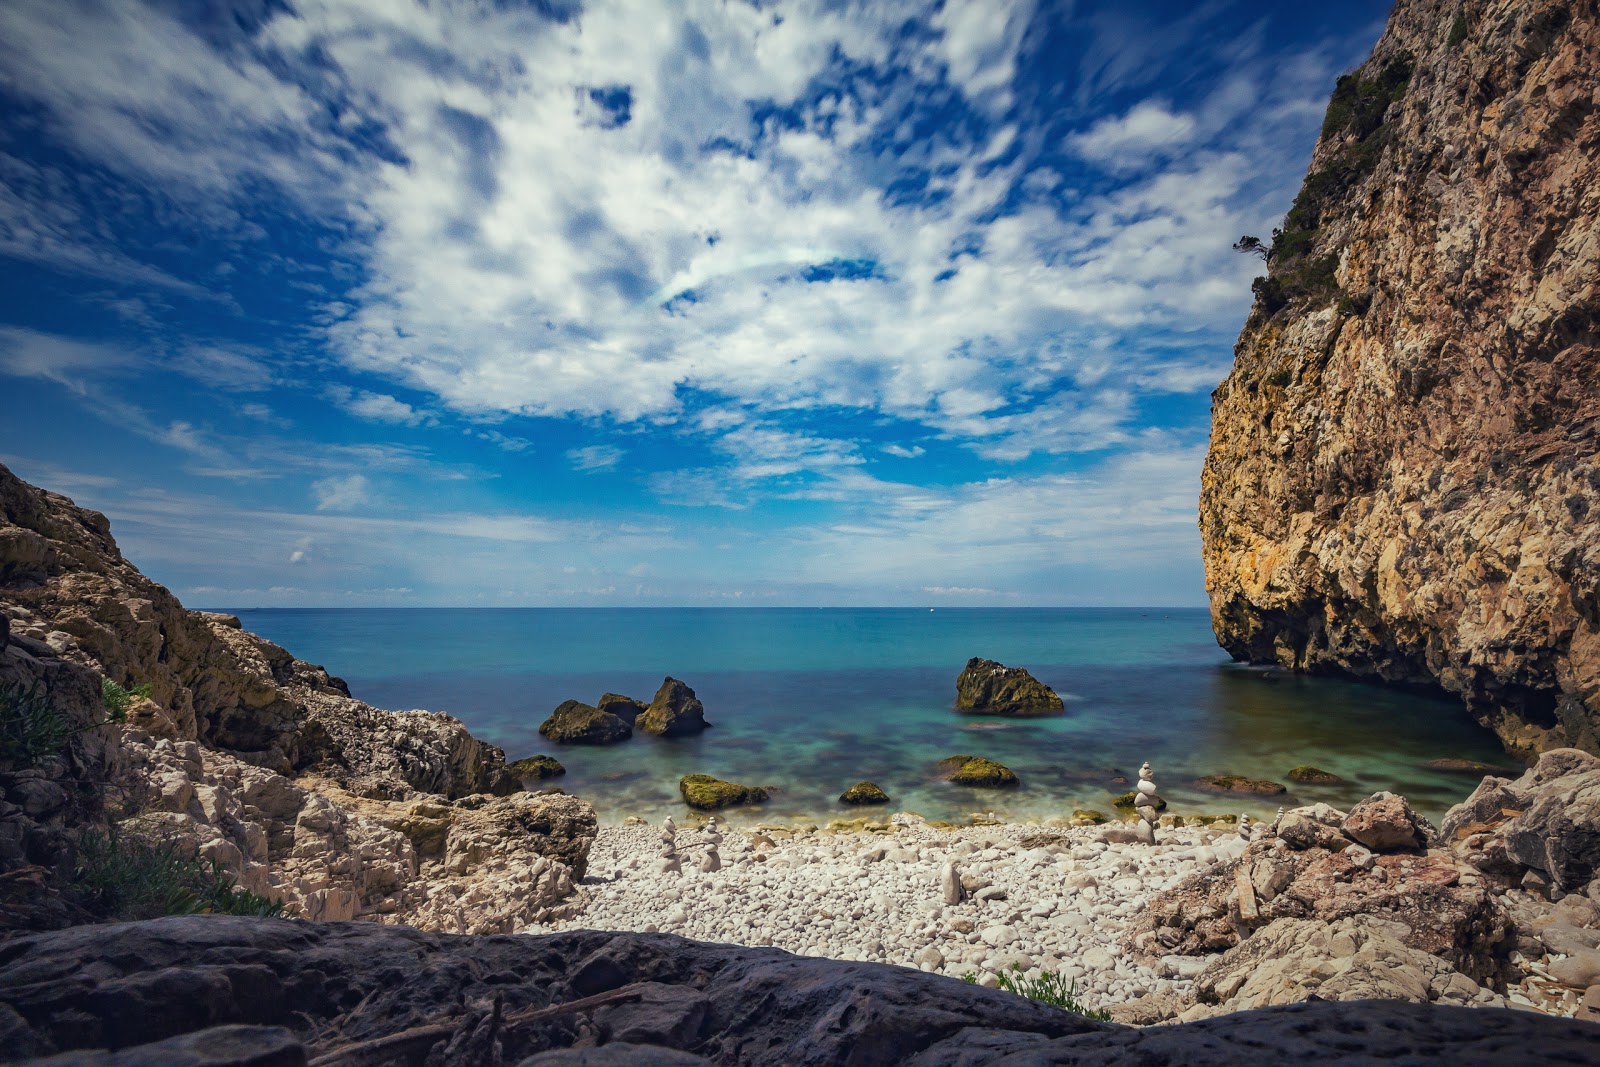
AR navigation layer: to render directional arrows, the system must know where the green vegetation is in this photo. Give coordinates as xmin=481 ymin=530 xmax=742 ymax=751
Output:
xmin=679 ymin=773 xmax=770 ymax=810
xmin=1448 ymin=13 xmax=1470 ymax=48
xmin=101 ymin=677 xmax=152 ymax=717
xmin=71 ymin=825 xmax=288 ymax=921
xmin=1243 ymin=53 xmax=1414 ymax=315
xmin=962 ymin=965 xmax=1114 ymax=1021
xmin=1 ymin=676 xmax=137 ymax=769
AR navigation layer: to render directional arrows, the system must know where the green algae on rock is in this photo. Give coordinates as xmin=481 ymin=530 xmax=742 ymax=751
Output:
xmin=1112 ymin=791 xmax=1166 ymax=813
xmin=1195 ymin=774 xmax=1287 ymax=796
xmin=934 ymin=754 xmax=1020 ymax=787
xmin=839 ymin=781 xmax=891 ymax=805
xmin=506 ymin=754 xmax=566 ymax=780
xmin=537 ymin=699 xmax=632 ymax=745
xmin=679 ymin=773 xmax=769 ymax=810
xmin=1287 ymin=766 xmax=1346 ymax=785
xmin=596 ymin=693 xmax=647 ymax=725
xmin=639 ymin=677 xmax=711 ymax=737
xmin=954 ymin=657 xmax=1065 ymax=716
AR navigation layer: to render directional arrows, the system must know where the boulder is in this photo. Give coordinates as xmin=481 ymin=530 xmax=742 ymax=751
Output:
xmin=537 ymin=700 xmax=632 ymax=745
xmin=507 ymin=754 xmax=566 ymax=780
xmin=678 ymin=774 xmax=767 ymax=810
xmin=953 ymin=657 xmax=1063 ymax=715
xmin=1276 ymin=803 xmax=1349 ymax=851
xmin=839 ymin=781 xmax=890 ymax=805
xmin=1285 ymin=766 xmax=1346 ymax=784
xmin=933 ymin=755 xmax=1019 ymax=788
xmin=1500 ymin=749 xmax=1600 ymax=892
xmin=1342 ymin=792 xmax=1433 ymax=852
xmin=596 ymin=693 xmax=647 ymax=725
xmin=1194 ymin=774 xmax=1286 ymax=795
xmin=637 ymin=679 xmax=709 ymax=737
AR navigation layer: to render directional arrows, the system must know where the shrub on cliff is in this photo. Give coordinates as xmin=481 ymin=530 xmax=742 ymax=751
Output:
xmin=70 ymin=826 xmax=288 ymax=921
xmin=0 ymin=677 xmax=131 ymax=769
xmin=963 ymin=965 xmax=1113 ymax=1021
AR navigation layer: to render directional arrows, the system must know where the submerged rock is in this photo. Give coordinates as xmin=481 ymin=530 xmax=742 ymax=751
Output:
xmin=1113 ymin=791 xmax=1166 ymax=813
xmin=953 ymin=657 xmax=1064 ymax=716
xmin=638 ymin=678 xmax=710 ymax=737
xmin=1195 ymin=774 xmax=1286 ymax=796
xmin=1423 ymin=758 xmax=1518 ymax=775
xmin=538 ymin=699 xmax=633 ymax=745
xmin=507 ymin=754 xmax=566 ymax=780
xmin=1286 ymin=765 xmax=1346 ymax=784
xmin=679 ymin=774 xmax=768 ymax=810
xmin=839 ymin=781 xmax=891 ymax=805
xmin=933 ymin=755 xmax=1019 ymax=788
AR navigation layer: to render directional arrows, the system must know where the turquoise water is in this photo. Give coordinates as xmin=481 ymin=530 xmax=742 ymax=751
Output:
xmin=231 ymin=607 xmax=1514 ymax=826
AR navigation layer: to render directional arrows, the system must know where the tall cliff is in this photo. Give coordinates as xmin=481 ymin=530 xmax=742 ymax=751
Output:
xmin=1201 ymin=0 xmax=1600 ymax=757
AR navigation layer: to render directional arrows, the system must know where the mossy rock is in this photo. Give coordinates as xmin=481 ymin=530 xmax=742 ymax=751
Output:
xmin=934 ymin=754 xmax=1019 ymax=788
xmin=638 ymin=677 xmax=710 ymax=737
xmin=506 ymin=754 xmax=566 ymax=780
xmin=538 ymin=699 xmax=632 ymax=745
xmin=840 ymin=781 xmax=891 ymax=805
xmin=1194 ymin=774 xmax=1287 ymax=796
xmin=954 ymin=657 xmax=1064 ymax=716
xmin=1422 ymin=758 xmax=1516 ymax=775
xmin=1111 ymin=791 xmax=1166 ymax=812
xmin=679 ymin=773 xmax=769 ymax=810
xmin=1072 ymin=809 xmax=1108 ymax=825
xmin=596 ymin=693 xmax=647 ymax=725
xmin=1286 ymin=765 xmax=1346 ymax=785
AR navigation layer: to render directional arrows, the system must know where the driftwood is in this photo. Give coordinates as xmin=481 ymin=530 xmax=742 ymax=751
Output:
xmin=307 ymin=985 xmax=646 ymax=1067
xmin=1234 ymin=867 xmax=1259 ymax=923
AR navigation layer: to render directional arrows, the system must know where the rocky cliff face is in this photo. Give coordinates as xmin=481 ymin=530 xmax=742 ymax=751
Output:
xmin=0 ymin=462 xmax=595 ymax=931
xmin=1201 ymin=0 xmax=1600 ymax=757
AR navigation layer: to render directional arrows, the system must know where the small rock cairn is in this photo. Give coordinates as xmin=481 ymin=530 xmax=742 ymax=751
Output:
xmin=1134 ymin=761 xmax=1162 ymax=844
xmin=657 ymin=815 xmax=723 ymax=875
xmin=658 ymin=817 xmax=681 ymax=874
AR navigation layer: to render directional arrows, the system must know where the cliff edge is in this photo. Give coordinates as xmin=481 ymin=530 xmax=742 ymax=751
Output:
xmin=1201 ymin=0 xmax=1600 ymax=757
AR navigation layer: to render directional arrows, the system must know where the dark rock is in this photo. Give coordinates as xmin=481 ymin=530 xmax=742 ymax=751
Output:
xmin=1342 ymin=791 xmax=1433 ymax=852
xmin=1285 ymin=766 xmax=1345 ymax=784
xmin=933 ymin=755 xmax=1019 ymax=788
xmin=678 ymin=774 xmax=767 ymax=810
xmin=24 ymin=1025 xmax=305 ymax=1066
xmin=507 ymin=754 xmax=567 ymax=780
xmin=517 ymin=1046 xmax=710 ymax=1066
xmin=1111 ymin=791 xmax=1166 ymax=813
xmin=637 ymin=678 xmax=709 ymax=737
xmin=953 ymin=658 xmax=1063 ymax=716
xmin=1424 ymin=758 xmax=1518 ymax=775
xmin=1194 ymin=775 xmax=1286 ymax=796
xmin=1498 ymin=749 xmax=1600 ymax=892
xmin=593 ymin=982 xmax=708 ymax=1047
xmin=839 ymin=781 xmax=890 ymax=805
xmin=595 ymin=694 xmax=647 ymax=726
xmin=538 ymin=700 xmax=632 ymax=745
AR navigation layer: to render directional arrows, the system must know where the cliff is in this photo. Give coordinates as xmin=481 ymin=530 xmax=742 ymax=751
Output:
xmin=1201 ymin=0 xmax=1600 ymax=757
xmin=0 ymin=462 xmax=595 ymax=931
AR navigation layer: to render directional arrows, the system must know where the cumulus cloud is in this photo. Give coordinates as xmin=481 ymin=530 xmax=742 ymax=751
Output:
xmin=1067 ymin=101 xmax=1197 ymax=167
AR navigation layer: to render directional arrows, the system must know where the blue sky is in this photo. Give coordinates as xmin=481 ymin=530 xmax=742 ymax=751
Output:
xmin=0 ymin=0 xmax=1391 ymax=607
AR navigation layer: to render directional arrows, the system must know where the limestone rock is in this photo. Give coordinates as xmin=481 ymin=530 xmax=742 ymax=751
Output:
xmin=953 ymin=657 xmax=1063 ymax=715
xmin=678 ymin=774 xmax=767 ymax=810
xmin=1442 ymin=748 xmax=1600 ymax=892
xmin=538 ymin=700 xmax=632 ymax=745
xmin=1276 ymin=803 xmax=1350 ymax=851
xmin=839 ymin=781 xmax=890 ymax=805
xmin=637 ymin=678 xmax=709 ymax=737
xmin=1342 ymin=791 xmax=1434 ymax=852
xmin=933 ymin=755 xmax=1020 ymax=788
xmin=1194 ymin=774 xmax=1286 ymax=796
xmin=1199 ymin=0 xmax=1600 ymax=758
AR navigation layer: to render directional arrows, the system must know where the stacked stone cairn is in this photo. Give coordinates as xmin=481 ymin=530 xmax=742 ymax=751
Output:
xmin=699 ymin=815 xmax=723 ymax=874
xmin=658 ymin=817 xmax=681 ymax=875
xmin=1133 ymin=761 xmax=1162 ymax=844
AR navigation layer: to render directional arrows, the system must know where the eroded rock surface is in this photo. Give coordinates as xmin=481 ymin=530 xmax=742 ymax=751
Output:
xmin=1200 ymin=0 xmax=1600 ymax=757
xmin=954 ymin=658 xmax=1064 ymax=716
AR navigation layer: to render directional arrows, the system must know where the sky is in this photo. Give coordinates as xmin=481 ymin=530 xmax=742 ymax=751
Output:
xmin=0 ymin=0 xmax=1392 ymax=608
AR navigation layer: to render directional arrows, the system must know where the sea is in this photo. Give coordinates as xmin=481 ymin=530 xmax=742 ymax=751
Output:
xmin=230 ymin=607 xmax=1513 ymax=826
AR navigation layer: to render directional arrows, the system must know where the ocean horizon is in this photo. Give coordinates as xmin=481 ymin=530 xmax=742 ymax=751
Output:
xmin=230 ymin=606 xmax=1511 ymax=826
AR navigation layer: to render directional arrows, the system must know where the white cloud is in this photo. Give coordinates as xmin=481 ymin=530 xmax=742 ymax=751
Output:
xmin=567 ymin=444 xmax=624 ymax=471
xmin=882 ymin=444 xmax=925 ymax=458
xmin=311 ymin=473 xmax=370 ymax=511
xmin=1067 ymin=101 xmax=1197 ymax=167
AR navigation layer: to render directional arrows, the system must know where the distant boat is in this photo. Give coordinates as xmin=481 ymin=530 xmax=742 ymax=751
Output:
xmin=930 ymin=608 xmax=935 ymax=612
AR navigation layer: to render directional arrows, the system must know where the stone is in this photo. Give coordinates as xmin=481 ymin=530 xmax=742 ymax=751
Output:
xmin=839 ymin=781 xmax=890 ymax=805
xmin=1423 ymin=758 xmax=1518 ymax=775
xmin=1582 ymin=984 xmax=1600 ymax=1023
xmin=23 ymin=1025 xmax=305 ymax=1066
xmin=678 ymin=774 xmax=768 ymax=811
xmin=953 ymin=658 xmax=1064 ymax=715
xmin=595 ymin=693 xmax=647 ymax=725
xmin=1549 ymin=950 xmax=1600 ymax=989
xmin=506 ymin=754 xmax=566 ymax=780
xmin=537 ymin=700 xmax=632 ymax=745
xmin=637 ymin=678 xmax=709 ymax=737
xmin=932 ymin=755 xmax=1019 ymax=788
xmin=941 ymin=862 xmax=963 ymax=905
xmin=1342 ymin=792 xmax=1432 ymax=852
xmin=518 ymin=1045 xmax=711 ymax=1066
xmin=1276 ymin=803 xmax=1350 ymax=851
xmin=1285 ymin=766 xmax=1346 ymax=784
xmin=1194 ymin=775 xmax=1286 ymax=796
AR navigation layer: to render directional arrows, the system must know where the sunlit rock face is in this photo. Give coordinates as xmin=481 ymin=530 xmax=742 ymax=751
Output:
xmin=1201 ymin=0 xmax=1600 ymax=758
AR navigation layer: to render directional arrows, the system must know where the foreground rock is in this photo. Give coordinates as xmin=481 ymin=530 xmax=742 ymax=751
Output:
xmin=954 ymin=658 xmax=1064 ymax=715
xmin=5 ymin=917 xmax=1597 ymax=1066
xmin=509 ymin=754 xmax=567 ymax=780
xmin=539 ymin=700 xmax=633 ymax=745
xmin=1199 ymin=0 xmax=1600 ymax=758
xmin=0 ymin=461 xmax=593 ymax=932
xmin=934 ymin=755 xmax=1020 ymax=787
xmin=1444 ymin=747 xmax=1600 ymax=893
xmin=638 ymin=678 xmax=710 ymax=737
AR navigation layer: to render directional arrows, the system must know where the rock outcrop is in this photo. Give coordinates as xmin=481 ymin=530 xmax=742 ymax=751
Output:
xmin=1444 ymin=746 xmax=1600 ymax=892
xmin=839 ymin=781 xmax=891 ymax=805
xmin=0 ymin=462 xmax=594 ymax=932
xmin=954 ymin=657 xmax=1064 ymax=715
xmin=5 ymin=917 xmax=1599 ymax=1066
xmin=1200 ymin=0 xmax=1600 ymax=757
xmin=677 ymin=774 xmax=767 ymax=810
xmin=637 ymin=678 xmax=709 ymax=737
xmin=539 ymin=700 xmax=634 ymax=745
xmin=934 ymin=755 xmax=1021 ymax=788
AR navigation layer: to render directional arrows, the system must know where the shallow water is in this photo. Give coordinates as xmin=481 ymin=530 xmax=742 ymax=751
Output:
xmin=231 ymin=607 xmax=1514 ymax=826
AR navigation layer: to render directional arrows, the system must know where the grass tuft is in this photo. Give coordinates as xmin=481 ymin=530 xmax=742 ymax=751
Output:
xmin=963 ymin=964 xmax=1115 ymax=1021
xmin=71 ymin=825 xmax=290 ymax=921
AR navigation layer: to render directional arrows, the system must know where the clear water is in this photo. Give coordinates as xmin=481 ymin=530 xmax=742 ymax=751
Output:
xmin=230 ymin=607 xmax=1514 ymax=826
